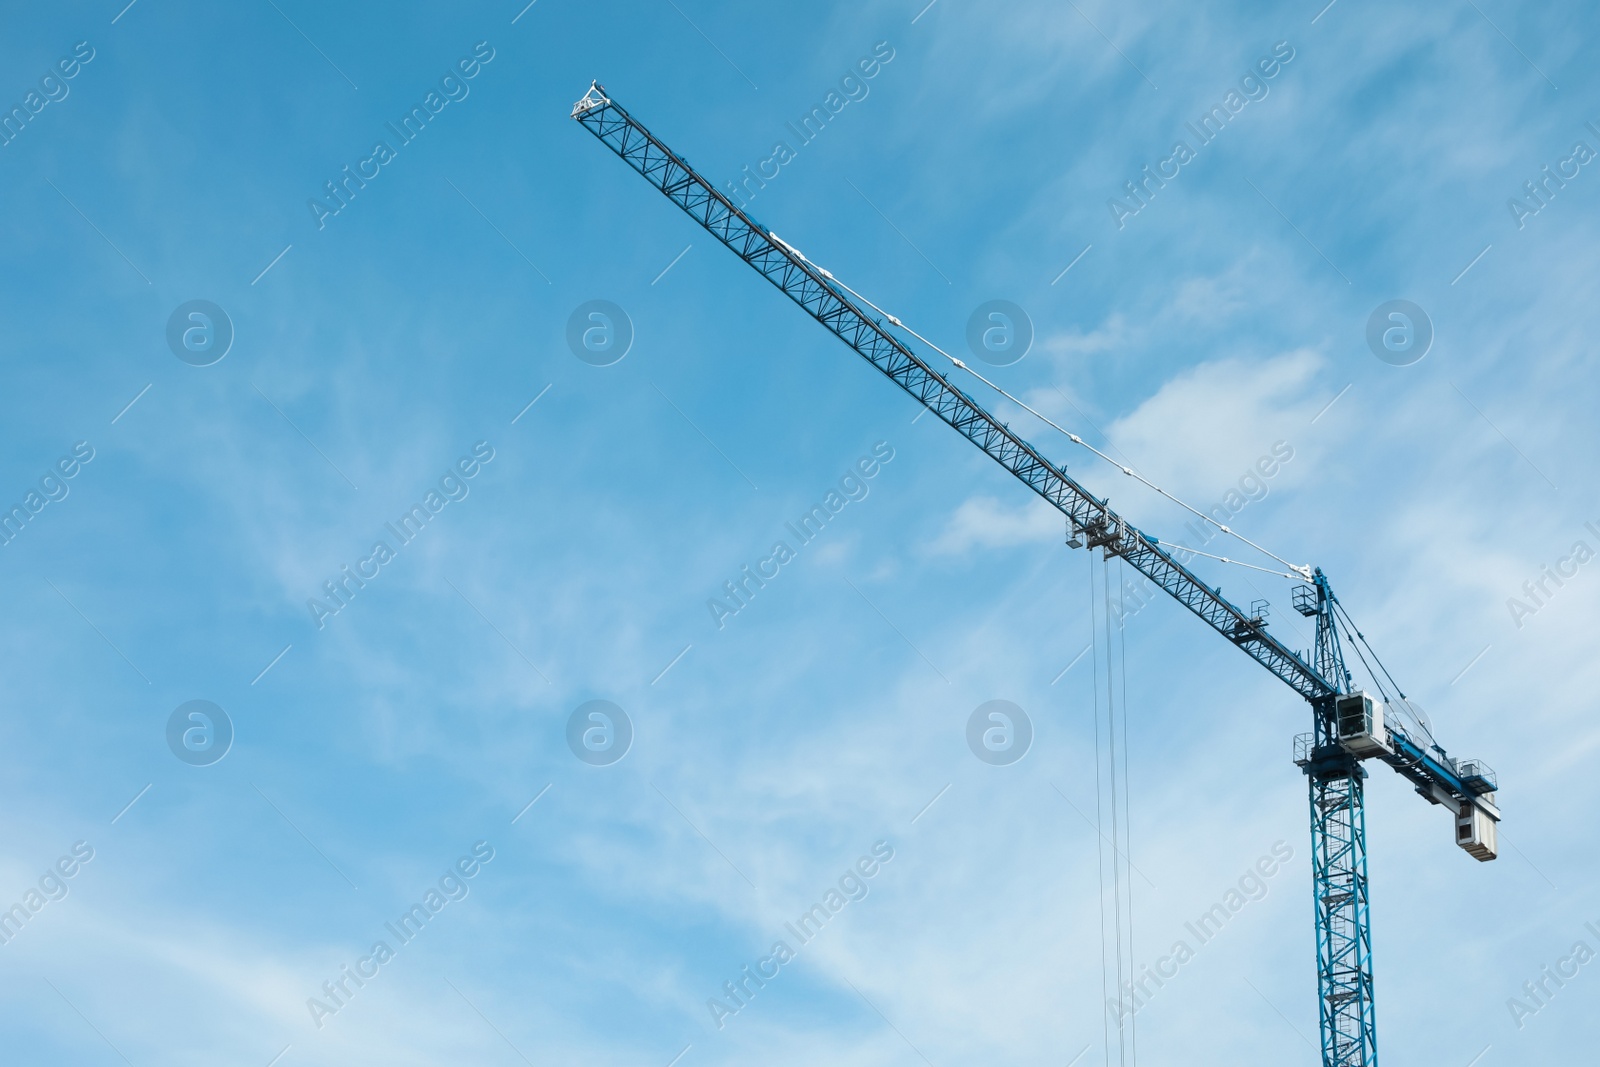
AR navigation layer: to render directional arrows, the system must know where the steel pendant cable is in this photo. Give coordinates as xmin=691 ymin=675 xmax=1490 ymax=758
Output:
xmin=1148 ymin=542 xmax=1307 ymax=581
xmin=1332 ymin=600 xmax=1408 ymax=701
xmin=771 ymin=233 xmax=1314 ymax=584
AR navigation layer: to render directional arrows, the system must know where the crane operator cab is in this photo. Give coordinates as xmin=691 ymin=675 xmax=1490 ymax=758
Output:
xmin=1335 ymin=692 xmax=1391 ymax=757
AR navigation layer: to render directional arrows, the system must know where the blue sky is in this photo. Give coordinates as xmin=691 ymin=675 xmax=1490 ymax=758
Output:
xmin=1 ymin=0 xmax=1597 ymax=1063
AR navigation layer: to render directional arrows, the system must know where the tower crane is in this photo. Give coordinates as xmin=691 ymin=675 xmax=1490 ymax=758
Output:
xmin=571 ymin=82 xmax=1500 ymax=1066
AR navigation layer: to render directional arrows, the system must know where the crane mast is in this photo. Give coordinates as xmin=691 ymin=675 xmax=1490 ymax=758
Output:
xmin=1302 ymin=573 xmax=1377 ymax=1065
xmin=571 ymin=82 xmax=1499 ymax=1067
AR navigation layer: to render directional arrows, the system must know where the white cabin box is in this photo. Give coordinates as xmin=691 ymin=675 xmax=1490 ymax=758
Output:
xmin=1335 ymin=693 xmax=1390 ymax=758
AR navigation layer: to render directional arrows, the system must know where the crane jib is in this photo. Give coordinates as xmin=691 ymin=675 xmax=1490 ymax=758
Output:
xmin=572 ymin=86 xmax=1335 ymax=702
xmin=575 ymin=81 xmax=1504 ymax=1067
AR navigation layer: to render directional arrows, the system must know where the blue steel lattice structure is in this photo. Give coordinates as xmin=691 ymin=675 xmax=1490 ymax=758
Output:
xmin=1298 ymin=572 xmax=1378 ymax=1065
xmin=571 ymin=82 xmax=1497 ymax=1067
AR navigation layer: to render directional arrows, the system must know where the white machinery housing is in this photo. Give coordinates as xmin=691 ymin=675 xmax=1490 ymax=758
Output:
xmin=1456 ymin=802 xmax=1498 ymax=860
